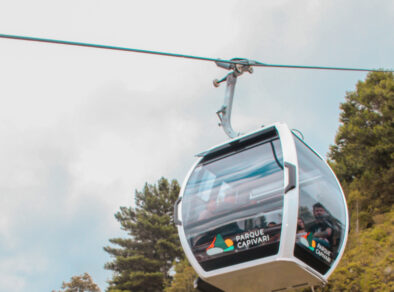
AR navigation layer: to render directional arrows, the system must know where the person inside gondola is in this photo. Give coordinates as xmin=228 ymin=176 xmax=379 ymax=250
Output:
xmin=296 ymin=218 xmax=307 ymax=237
xmin=295 ymin=217 xmax=309 ymax=247
xmin=308 ymin=203 xmax=333 ymax=248
xmin=297 ymin=218 xmax=306 ymax=233
xmin=267 ymin=221 xmax=281 ymax=243
xmin=198 ymin=197 xmax=217 ymax=221
xmin=198 ymin=185 xmax=238 ymax=221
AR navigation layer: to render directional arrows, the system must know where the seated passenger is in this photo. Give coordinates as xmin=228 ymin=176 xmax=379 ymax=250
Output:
xmin=267 ymin=221 xmax=281 ymax=242
xmin=198 ymin=198 xmax=217 ymax=221
xmin=308 ymin=203 xmax=333 ymax=248
xmin=296 ymin=218 xmax=307 ymax=236
xmin=219 ymin=190 xmax=237 ymax=212
xmin=267 ymin=221 xmax=276 ymax=228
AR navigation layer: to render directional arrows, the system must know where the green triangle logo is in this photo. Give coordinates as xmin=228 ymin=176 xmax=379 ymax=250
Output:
xmin=214 ymin=234 xmax=228 ymax=249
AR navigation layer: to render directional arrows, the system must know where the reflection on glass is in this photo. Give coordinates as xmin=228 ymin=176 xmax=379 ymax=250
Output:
xmin=182 ymin=138 xmax=285 ymax=270
xmin=293 ymin=136 xmax=346 ymax=274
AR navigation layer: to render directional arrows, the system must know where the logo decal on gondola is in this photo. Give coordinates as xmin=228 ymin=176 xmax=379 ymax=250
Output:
xmin=235 ymin=229 xmax=270 ymax=249
xmin=299 ymin=232 xmax=332 ymax=263
xmin=300 ymin=232 xmax=316 ymax=251
xmin=206 ymin=234 xmax=234 ymax=256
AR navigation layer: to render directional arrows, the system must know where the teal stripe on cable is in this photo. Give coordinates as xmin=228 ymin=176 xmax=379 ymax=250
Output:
xmin=252 ymin=62 xmax=384 ymax=72
xmin=0 ymin=33 xmax=392 ymax=72
xmin=0 ymin=33 xmax=226 ymax=63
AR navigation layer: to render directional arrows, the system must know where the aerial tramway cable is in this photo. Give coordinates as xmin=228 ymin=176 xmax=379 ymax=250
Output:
xmin=0 ymin=33 xmax=392 ymax=72
xmin=2 ymin=33 xmax=391 ymax=140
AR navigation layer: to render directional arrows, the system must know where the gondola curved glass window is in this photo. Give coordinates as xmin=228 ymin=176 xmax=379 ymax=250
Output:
xmin=293 ymin=135 xmax=347 ymax=275
xmin=182 ymin=132 xmax=284 ymax=271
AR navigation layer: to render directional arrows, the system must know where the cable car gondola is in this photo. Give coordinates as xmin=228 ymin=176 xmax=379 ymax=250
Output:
xmin=174 ymin=62 xmax=349 ymax=292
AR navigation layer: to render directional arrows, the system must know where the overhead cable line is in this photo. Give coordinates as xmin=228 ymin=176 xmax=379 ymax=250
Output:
xmin=0 ymin=33 xmax=392 ymax=72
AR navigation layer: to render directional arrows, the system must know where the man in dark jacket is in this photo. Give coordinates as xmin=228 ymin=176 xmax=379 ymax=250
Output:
xmin=308 ymin=203 xmax=333 ymax=248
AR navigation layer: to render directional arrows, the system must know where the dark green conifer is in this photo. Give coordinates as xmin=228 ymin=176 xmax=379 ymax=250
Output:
xmin=104 ymin=178 xmax=182 ymax=292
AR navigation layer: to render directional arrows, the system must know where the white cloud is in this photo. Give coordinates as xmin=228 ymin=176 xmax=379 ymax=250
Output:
xmin=0 ymin=252 xmax=49 ymax=292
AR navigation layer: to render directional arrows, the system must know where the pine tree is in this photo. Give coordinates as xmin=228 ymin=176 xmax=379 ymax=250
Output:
xmin=328 ymin=71 xmax=394 ymax=226
xmin=104 ymin=178 xmax=182 ymax=292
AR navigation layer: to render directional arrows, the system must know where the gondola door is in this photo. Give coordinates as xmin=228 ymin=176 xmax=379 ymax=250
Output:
xmin=292 ymin=133 xmax=349 ymax=279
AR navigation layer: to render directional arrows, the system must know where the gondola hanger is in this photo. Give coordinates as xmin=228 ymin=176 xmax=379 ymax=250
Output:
xmin=213 ymin=58 xmax=254 ymax=139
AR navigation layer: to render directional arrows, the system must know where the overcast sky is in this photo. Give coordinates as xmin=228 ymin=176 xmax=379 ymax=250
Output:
xmin=0 ymin=1 xmax=393 ymax=291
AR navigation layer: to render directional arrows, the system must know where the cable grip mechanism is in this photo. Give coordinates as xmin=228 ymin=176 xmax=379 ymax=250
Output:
xmin=213 ymin=58 xmax=253 ymax=139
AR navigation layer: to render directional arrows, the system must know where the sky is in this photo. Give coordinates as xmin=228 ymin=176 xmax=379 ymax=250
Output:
xmin=0 ymin=1 xmax=393 ymax=291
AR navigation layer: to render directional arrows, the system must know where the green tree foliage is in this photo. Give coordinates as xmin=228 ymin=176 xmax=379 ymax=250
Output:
xmin=104 ymin=178 xmax=182 ymax=292
xmin=295 ymin=71 xmax=394 ymax=292
xmin=304 ymin=71 xmax=394 ymax=291
xmin=54 ymin=272 xmax=101 ymax=292
xmin=164 ymin=260 xmax=198 ymax=292
xmin=328 ymin=71 xmax=394 ymax=224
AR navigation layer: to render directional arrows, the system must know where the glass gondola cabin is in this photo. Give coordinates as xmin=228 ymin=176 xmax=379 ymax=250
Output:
xmin=174 ymin=122 xmax=349 ymax=292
